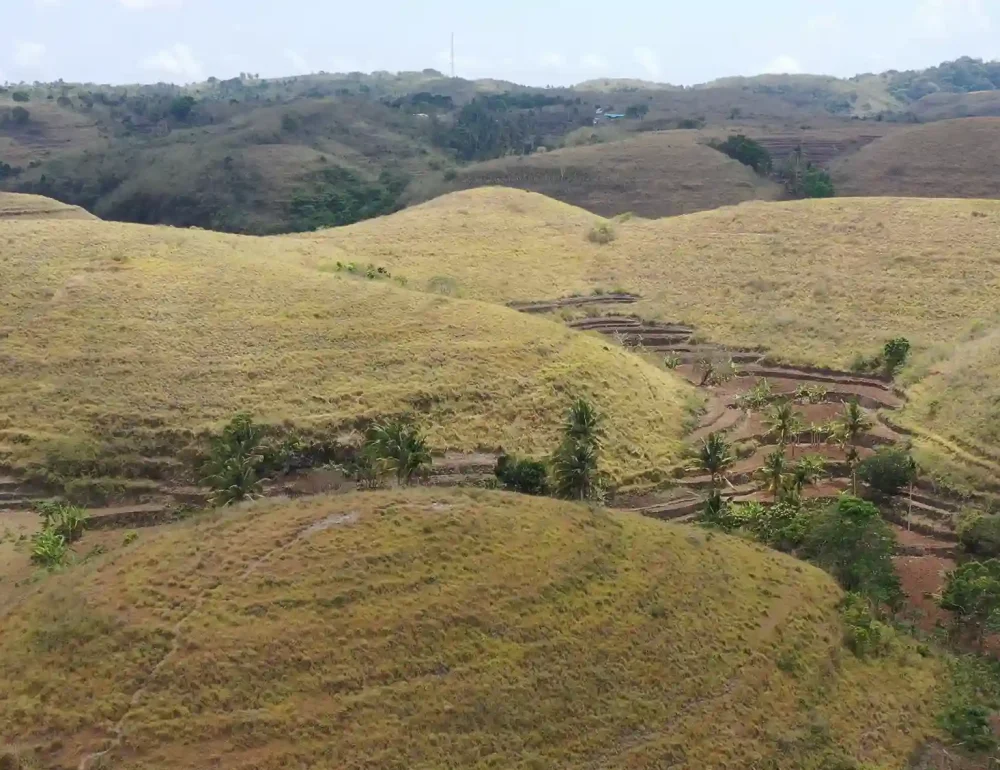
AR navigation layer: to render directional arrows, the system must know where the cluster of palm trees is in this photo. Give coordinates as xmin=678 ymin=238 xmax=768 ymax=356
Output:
xmin=696 ymin=395 xmax=874 ymax=504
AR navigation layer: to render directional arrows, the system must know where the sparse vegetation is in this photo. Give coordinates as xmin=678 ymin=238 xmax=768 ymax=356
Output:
xmin=587 ymin=221 xmax=616 ymax=244
xmin=957 ymin=511 xmax=1000 ymax=558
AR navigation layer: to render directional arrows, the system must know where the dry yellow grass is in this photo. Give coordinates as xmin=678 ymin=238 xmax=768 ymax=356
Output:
xmin=421 ymin=131 xmax=782 ymax=218
xmin=0 ymin=192 xmax=95 ymax=220
xmin=304 ymin=188 xmax=1000 ymax=366
xmin=0 ymin=210 xmax=691 ymax=484
xmin=832 ymin=118 xmax=1000 ymax=199
xmin=0 ymin=489 xmax=945 ymax=769
xmin=301 ymin=187 xmax=1000 ymax=489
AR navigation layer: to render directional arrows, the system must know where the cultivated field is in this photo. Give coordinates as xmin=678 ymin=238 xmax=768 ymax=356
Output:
xmin=832 ymin=118 xmax=1000 ymax=199
xmin=0 ymin=489 xmax=944 ymax=769
xmin=0 ymin=206 xmax=692 ymax=486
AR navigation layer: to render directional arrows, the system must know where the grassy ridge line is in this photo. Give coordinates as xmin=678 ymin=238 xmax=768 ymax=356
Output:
xmin=0 ymin=489 xmax=944 ymax=769
xmin=0 ymin=214 xmax=692 ymax=483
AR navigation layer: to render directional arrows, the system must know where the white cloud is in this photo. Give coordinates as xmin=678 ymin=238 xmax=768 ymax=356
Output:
xmin=762 ymin=55 xmax=803 ymax=74
xmin=119 ymin=0 xmax=183 ymax=8
xmin=633 ymin=46 xmax=661 ymax=79
xmin=580 ymin=53 xmax=608 ymax=70
xmin=284 ymin=50 xmax=310 ymax=74
xmin=914 ymin=0 xmax=990 ymax=38
xmin=539 ymin=52 xmax=567 ymax=69
xmin=141 ymin=43 xmax=204 ymax=82
xmin=13 ymin=41 xmax=46 ymax=68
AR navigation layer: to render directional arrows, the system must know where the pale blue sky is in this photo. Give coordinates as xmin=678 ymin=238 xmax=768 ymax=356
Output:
xmin=3 ymin=0 xmax=998 ymax=86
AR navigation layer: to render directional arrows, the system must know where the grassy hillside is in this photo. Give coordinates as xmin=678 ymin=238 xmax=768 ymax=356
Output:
xmin=307 ymin=187 xmax=1000 ymax=489
xmin=307 ymin=188 xmax=1000 ymax=364
xmin=910 ymin=90 xmax=1000 ymax=121
xmin=417 ymin=131 xmax=783 ymax=218
xmin=0 ymin=192 xmax=94 ymax=220
xmin=0 ymin=201 xmax=692 ymax=484
xmin=832 ymin=118 xmax=1000 ymax=199
xmin=0 ymin=489 xmax=944 ymax=769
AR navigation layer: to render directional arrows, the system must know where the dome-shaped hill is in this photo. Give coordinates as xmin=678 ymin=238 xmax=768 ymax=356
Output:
xmin=0 ymin=192 xmax=95 ymax=221
xmin=419 ymin=131 xmax=782 ymax=219
xmin=831 ymin=118 xmax=1000 ymax=198
xmin=0 ymin=489 xmax=943 ymax=769
xmin=0 ymin=213 xmax=691 ymax=484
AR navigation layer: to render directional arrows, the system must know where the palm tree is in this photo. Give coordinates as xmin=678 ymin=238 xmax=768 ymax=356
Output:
xmin=696 ymin=433 xmax=736 ymax=492
xmin=564 ymin=398 xmax=605 ymax=450
xmin=552 ymin=439 xmax=599 ymax=500
xmin=833 ymin=400 xmax=872 ymax=495
xmin=793 ymin=454 xmax=827 ymax=496
xmin=757 ymin=450 xmax=789 ymax=502
xmin=766 ymin=400 xmax=804 ymax=457
xmin=552 ymin=398 xmax=605 ymax=501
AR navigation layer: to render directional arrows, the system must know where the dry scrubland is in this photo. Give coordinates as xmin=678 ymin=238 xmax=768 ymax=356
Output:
xmin=0 ymin=211 xmax=691 ymax=483
xmin=832 ymin=117 xmax=1000 ymax=199
xmin=306 ymin=187 xmax=1000 ymax=489
xmin=0 ymin=489 xmax=944 ymax=769
xmin=426 ymin=131 xmax=783 ymax=218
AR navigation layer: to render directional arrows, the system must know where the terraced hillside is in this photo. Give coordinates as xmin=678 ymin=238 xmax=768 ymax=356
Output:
xmin=421 ymin=131 xmax=783 ymax=218
xmin=0 ymin=199 xmax=693 ymax=488
xmin=0 ymin=489 xmax=945 ymax=770
xmin=307 ymin=187 xmax=1000 ymax=491
xmin=832 ymin=118 xmax=1000 ymax=199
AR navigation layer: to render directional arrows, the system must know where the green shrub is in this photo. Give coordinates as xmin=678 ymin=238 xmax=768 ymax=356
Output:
xmin=442 ymin=169 xmax=458 ymax=182
xmin=11 ymin=91 xmax=29 ymax=103
xmin=10 ymin=106 xmax=29 ymax=125
xmin=202 ymin=413 xmax=267 ymax=505
xmin=747 ymin=500 xmax=812 ymax=552
xmin=495 ymin=454 xmax=549 ymax=495
xmin=802 ymin=496 xmax=901 ymax=608
xmin=364 ymin=416 xmax=432 ymax=486
xmin=802 ymin=167 xmax=834 ymax=198
xmin=882 ymin=337 xmax=911 ymax=377
xmin=857 ymin=447 xmax=916 ymax=497
xmin=31 ymin=528 xmax=68 ymax=568
xmin=710 ymin=134 xmax=772 ymax=173
xmin=940 ymin=703 xmax=995 ymax=751
xmin=735 ymin=378 xmax=773 ymax=410
xmin=587 ymin=222 xmax=616 ymax=245
xmin=940 ymin=559 xmax=1000 ymax=641
xmin=841 ymin=592 xmax=895 ymax=657
xmin=35 ymin=501 xmax=88 ymax=543
xmin=957 ymin=511 xmax=1000 ymax=557
xmin=663 ymin=354 xmax=681 ymax=370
